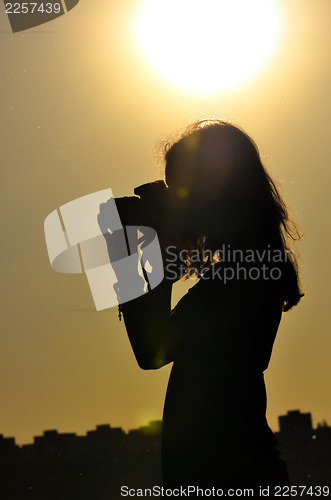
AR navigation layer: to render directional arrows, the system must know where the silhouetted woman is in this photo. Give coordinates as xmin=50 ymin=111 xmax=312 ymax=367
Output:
xmin=120 ymin=120 xmax=303 ymax=492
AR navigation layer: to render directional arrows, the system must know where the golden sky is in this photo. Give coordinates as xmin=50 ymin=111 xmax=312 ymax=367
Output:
xmin=0 ymin=0 xmax=330 ymax=445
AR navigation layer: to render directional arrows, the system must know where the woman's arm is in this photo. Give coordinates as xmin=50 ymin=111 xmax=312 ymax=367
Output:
xmin=115 ymin=181 xmax=185 ymax=369
xmin=120 ymin=279 xmax=181 ymax=370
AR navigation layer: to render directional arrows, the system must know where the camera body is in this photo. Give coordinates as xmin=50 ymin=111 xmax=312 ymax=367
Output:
xmin=114 ymin=180 xmax=169 ymax=230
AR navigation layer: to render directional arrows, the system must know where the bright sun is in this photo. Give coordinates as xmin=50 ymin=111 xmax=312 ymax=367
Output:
xmin=133 ymin=0 xmax=283 ymax=95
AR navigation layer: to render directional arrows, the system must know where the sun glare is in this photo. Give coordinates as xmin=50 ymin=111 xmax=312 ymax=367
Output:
xmin=133 ymin=0 xmax=283 ymax=95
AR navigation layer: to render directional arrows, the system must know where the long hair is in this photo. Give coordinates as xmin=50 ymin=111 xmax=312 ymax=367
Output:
xmin=163 ymin=119 xmax=304 ymax=312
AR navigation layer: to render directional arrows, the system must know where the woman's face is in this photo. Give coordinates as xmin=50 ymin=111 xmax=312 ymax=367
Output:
xmin=165 ymin=132 xmax=230 ymax=211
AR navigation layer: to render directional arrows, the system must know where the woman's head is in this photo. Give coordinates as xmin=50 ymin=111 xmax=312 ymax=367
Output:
xmin=163 ymin=118 xmax=304 ymax=311
xmin=165 ymin=120 xmax=257 ymax=206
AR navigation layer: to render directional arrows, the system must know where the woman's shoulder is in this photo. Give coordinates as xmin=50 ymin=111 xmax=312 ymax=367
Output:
xmin=168 ymin=262 xmax=283 ymax=335
xmin=187 ymin=261 xmax=283 ymax=299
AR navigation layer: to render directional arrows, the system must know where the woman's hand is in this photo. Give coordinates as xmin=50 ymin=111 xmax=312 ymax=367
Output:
xmin=134 ymin=181 xmax=186 ymax=283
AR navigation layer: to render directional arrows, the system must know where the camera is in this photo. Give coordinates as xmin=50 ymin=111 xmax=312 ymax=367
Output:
xmin=114 ymin=180 xmax=169 ymax=230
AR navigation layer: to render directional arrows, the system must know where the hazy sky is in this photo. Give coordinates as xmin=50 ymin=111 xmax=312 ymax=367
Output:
xmin=0 ymin=0 xmax=330 ymax=445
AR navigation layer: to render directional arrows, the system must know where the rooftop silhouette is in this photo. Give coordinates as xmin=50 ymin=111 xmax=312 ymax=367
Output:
xmin=0 ymin=412 xmax=330 ymax=499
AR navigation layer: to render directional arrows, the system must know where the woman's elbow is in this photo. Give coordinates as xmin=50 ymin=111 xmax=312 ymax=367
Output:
xmin=137 ymin=360 xmax=161 ymax=370
xmin=135 ymin=349 xmax=172 ymax=370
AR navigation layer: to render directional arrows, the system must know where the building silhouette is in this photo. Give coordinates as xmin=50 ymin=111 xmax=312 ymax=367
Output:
xmin=0 ymin=412 xmax=330 ymax=499
xmin=278 ymin=410 xmax=313 ymax=438
xmin=275 ymin=410 xmax=331 ymax=487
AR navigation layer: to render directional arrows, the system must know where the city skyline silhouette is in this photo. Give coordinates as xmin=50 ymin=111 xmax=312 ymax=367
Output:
xmin=0 ymin=408 xmax=330 ymax=499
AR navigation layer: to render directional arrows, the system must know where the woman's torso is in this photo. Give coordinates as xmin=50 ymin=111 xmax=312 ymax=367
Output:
xmin=161 ymin=263 xmax=288 ymax=488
